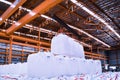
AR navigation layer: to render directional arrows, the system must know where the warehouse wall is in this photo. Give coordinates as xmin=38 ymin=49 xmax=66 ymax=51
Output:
xmin=92 ymin=49 xmax=108 ymax=65
xmin=0 ymin=41 xmax=108 ymax=65
xmin=105 ymin=50 xmax=120 ymax=66
xmin=0 ymin=42 xmax=35 ymax=64
xmin=100 ymin=50 xmax=108 ymax=64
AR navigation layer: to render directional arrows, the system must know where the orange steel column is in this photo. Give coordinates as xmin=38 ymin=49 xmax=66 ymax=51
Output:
xmin=21 ymin=46 xmax=24 ymax=63
xmin=38 ymin=28 xmax=40 ymax=51
xmin=6 ymin=0 xmax=63 ymax=35
xmin=8 ymin=36 xmax=13 ymax=64
xmin=5 ymin=44 xmax=8 ymax=64
xmin=0 ymin=0 xmax=26 ymax=25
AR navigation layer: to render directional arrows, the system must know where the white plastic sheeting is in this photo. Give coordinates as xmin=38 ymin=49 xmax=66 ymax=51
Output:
xmin=27 ymin=52 xmax=102 ymax=78
xmin=51 ymin=33 xmax=85 ymax=58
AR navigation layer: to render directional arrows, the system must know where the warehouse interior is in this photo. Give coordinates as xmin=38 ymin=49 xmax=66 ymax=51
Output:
xmin=0 ymin=0 xmax=120 ymax=79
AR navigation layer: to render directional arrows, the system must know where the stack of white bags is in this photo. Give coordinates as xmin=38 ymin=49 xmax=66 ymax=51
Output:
xmin=27 ymin=33 xmax=102 ymax=78
xmin=0 ymin=33 xmax=103 ymax=80
xmin=51 ymin=34 xmax=84 ymax=58
xmin=27 ymin=52 xmax=102 ymax=78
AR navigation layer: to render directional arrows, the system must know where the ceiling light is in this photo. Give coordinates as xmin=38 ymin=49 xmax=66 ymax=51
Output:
xmin=2 ymin=29 xmax=6 ymax=32
xmin=13 ymin=21 xmax=16 ymax=23
xmin=70 ymin=0 xmax=120 ymax=39
xmin=26 ymin=9 xmax=31 ymax=12
xmin=0 ymin=0 xmax=12 ymax=5
xmin=10 ymin=4 xmax=15 ymax=8
xmin=14 ymin=22 xmax=21 ymax=26
xmin=29 ymin=11 xmax=36 ymax=16
xmin=0 ymin=17 xmax=2 ymax=21
xmin=25 ymin=24 xmax=30 ymax=27
xmin=14 ymin=32 xmax=20 ymax=35
xmin=41 ymin=15 xmax=56 ymax=21
xmin=0 ymin=0 xmax=15 ymax=8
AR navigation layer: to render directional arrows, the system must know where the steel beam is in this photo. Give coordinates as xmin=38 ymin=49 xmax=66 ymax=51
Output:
xmin=8 ymin=36 xmax=13 ymax=64
xmin=6 ymin=0 xmax=63 ymax=35
xmin=0 ymin=39 xmax=50 ymax=50
xmin=0 ymin=32 xmax=50 ymax=46
xmin=0 ymin=0 xmax=26 ymax=25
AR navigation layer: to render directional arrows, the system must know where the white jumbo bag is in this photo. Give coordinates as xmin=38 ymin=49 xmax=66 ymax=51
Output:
xmin=28 ymin=52 xmax=57 ymax=78
xmin=22 ymin=63 xmax=27 ymax=74
xmin=17 ymin=63 xmax=24 ymax=74
xmin=77 ymin=59 xmax=87 ymax=75
xmin=69 ymin=38 xmax=85 ymax=58
xmin=27 ymin=53 xmax=40 ymax=78
xmin=51 ymin=33 xmax=85 ymax=58
xmin=94 ymin=60 xmax=102 ymax=74
xmin=68 ymin=37 xmax=75 ymax=57
xmin=0 ymin=65 xmax=1 ymax=74
xmin=18 ymin=63 xmax=27 ymax=75
xmin=1 ymin=65 xmax=4 ymax=74
xmin=54 ymin=55 xmax=66 ymax=76
xmin=69 ymin=57 xmax=79 ymax=75
xmin=75 ymin=58 xmax=83 ymax=74
xmin=86 ymin=59 xmax=95 ymax=74
xmin=13 ymin=63 xmax=18 ymax=74
xmin=63 ymin=56 xmax=71 ymax=76
xmin=75 ymin=41 xmax=85 ymax=58
xmin=51 ymin=34 xmax=70 ymax=56
xmin=5 ymin=64 xmax=10 ymax=74
xmin=10 ymin=63 xmax=15 ymax=74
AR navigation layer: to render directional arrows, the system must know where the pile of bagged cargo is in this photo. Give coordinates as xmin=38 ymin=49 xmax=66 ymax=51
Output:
xmin=0 ymin=62 xmax=120 ymax=80
xmin=0 ymin=34 xmax=111 ymax=80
